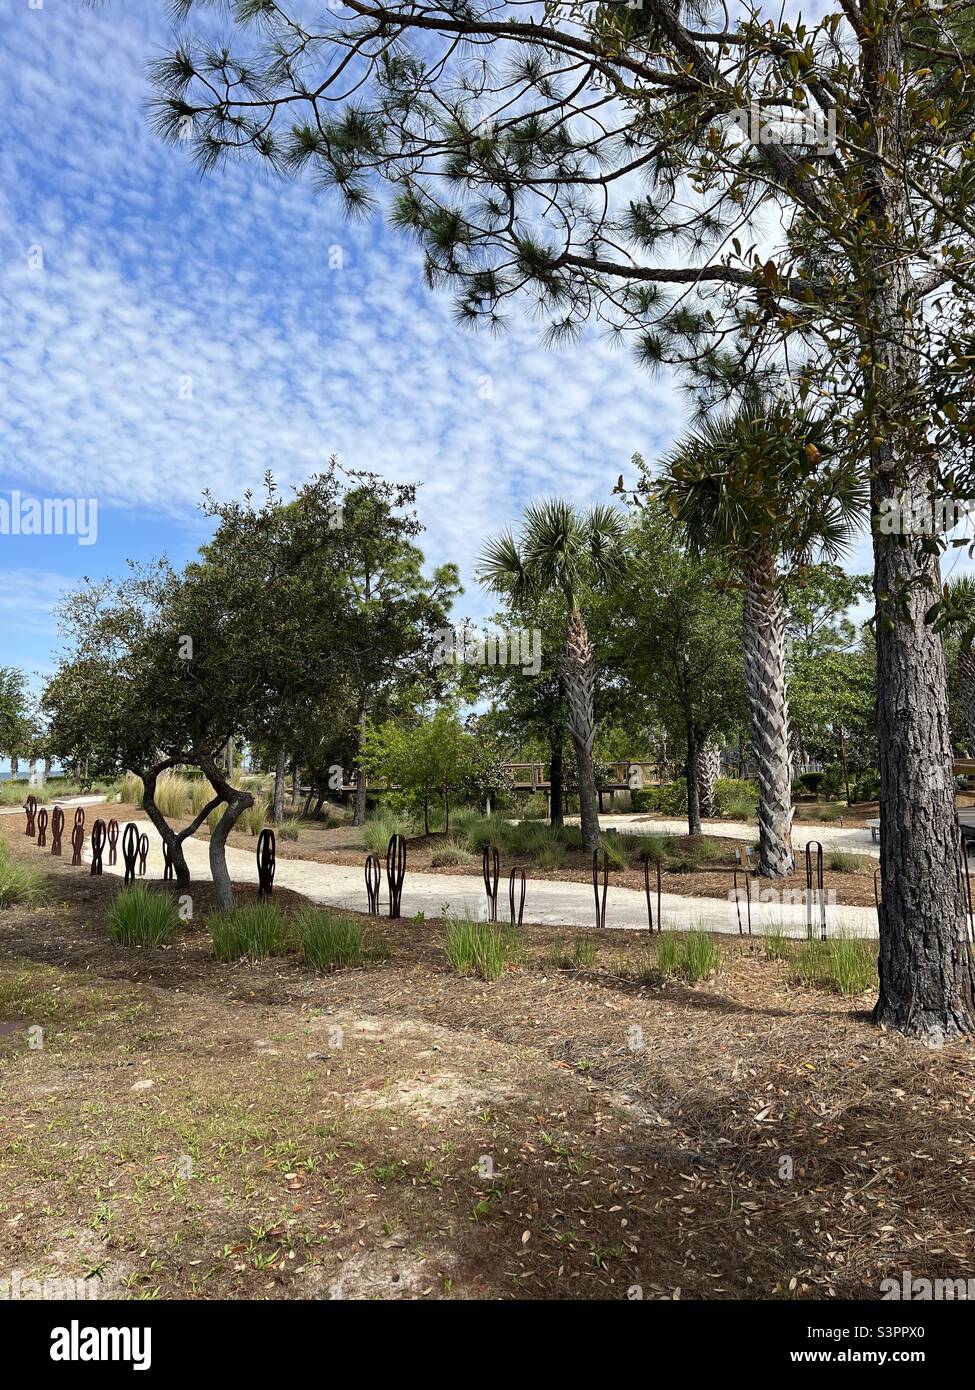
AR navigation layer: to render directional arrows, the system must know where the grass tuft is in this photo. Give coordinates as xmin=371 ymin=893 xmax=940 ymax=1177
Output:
xmin=444 ymin=916 xmax=514 ymax=981
xmin=294 ymin=906 xmax=373 ymax=971
xmin=109 ymin=884 xmax=180 ymax=946
xmin=208 ymin=903 xmax=286 ymax=961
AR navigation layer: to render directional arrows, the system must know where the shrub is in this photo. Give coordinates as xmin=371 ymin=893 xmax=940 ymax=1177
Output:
xmin=657 ymin=931 xmax=681 ymax=976
xmin=626 ymin=832 xmax=668 ymax=866
xmin=186 ymin=778 xmax=214 ymax=815
xmin=295 ymin=907 xmax=367 ymax=970
xmin=444 ymin=916 xmax=513 ymax=981
xmin=849 ymin=768 xmax=881 ymax=804
xmin=109 ymin=884 xmax=179 ymax=946
xmin=363 ymin=809 xmax=415 ymax=855
xmin=238 ymin=798 xmax=269 ymax=836
xmin=797 ymin=771 xmax=824 ymax=796
xmin=631 ymin=780 xmax=688 ymax=816
xmin=788 ymin=936 xmax=876 ymax=994
xmin=209 ymin=903 xmax=286 ymax=961
xmin=155 ymin=775 xmax=193 ymax=818
xmin=681 ymin=930 xmax=720 ymax=982
xmin=818 ymin=763 xmax=846 ymax=801
xmin=430 ymin=837 xmax=475 ymax=867
xmin=597 ymin=835 xmax=628 ymax=871
xmin=534 ymin=841 xmax=567 ymax=869
xmin=713 ymin=778 xmax=759 ymax=819
xmin=277 ymin=818 xmax=301 ymax=841
xmin=519 ymin=792 xmax=549 ymax=821
xmin=453 ymin=813 xmax=516 ymax=854
xmin=121 ymin=772 xmax=144 ymax=806
xmin=828 ymin=850 xmax=873 ymax=874
xmin=0 ymin=842 xmax=50 ymax=908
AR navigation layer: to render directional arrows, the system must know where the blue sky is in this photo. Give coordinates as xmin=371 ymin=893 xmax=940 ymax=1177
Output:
xmin=0 ymin=0 xmax=692 ymax=701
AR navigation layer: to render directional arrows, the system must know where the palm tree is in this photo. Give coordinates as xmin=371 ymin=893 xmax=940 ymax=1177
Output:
xmin=942 ymin=576 xmax=975 ymax=755
xmin=478 ymin=500 xmax=625 ymax=850
xmin=661 ymin=396 xmax=865 ymax=878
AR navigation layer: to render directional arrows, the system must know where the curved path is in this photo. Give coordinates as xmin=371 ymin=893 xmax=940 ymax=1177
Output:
xmin=570 ymin=813 xmax=880 ymax=857
xmin=90 ymin=821 xmax=880 ymax=939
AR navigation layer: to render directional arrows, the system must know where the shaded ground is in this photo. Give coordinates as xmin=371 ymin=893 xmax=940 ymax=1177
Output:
xmin=1 ymin=831 xmax=974 ymax=1300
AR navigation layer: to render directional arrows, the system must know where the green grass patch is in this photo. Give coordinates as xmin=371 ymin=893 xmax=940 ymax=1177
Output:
xmin=827 ymin=850 xmax=873 ymax=873
xmin=444 ymin=916 xmax=515 ymax=981
xmin=789 ymin=935 xmax=876 ymax=994
xmin=545 ymin=936 xmax=598 ymax=971
xmin=294 ymin=906 xmax=380 ymax=971
xmin=208 ymin=902 xmax=287 ymax=961
xmin=0 ymin=841 xmax=50 ymax=909
xmin=430 ymin=837 xmax=475 ymax=867
xmin=109 ymin=884 xmax=180 ymax=946
xmin=656 ymin=928 xmax=720 ymax=982
xmin=362 ymin=810 xmax=416 ymax=855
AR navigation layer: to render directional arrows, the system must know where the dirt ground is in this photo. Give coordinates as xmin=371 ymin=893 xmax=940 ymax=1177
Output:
xmin=2 ymin=829 xmax=975 ymax=1301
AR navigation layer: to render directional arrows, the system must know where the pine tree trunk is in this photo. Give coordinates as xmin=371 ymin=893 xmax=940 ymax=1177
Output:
xmin=28 ymin=758 xmax=37 ymax=788
xmin=863 ymin=15 xmax=975 ymax=1042
xmin=9 ymin=755 xmax=18 ymax=777
xmin=697 ymin=739 xmax=721 ymax=819
xmin=273 ymin=748 xmax=286 ymax=824
xmin=742 ymin=559 xmax=794 ymax=877
xmin=562 ymin=607 xmax=600 ymax=850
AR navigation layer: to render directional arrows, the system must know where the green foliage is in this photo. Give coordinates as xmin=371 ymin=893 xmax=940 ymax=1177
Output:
xmin=597 ymin=835 xmax=628 ymax=871
xmin=430 ymin=837 xmax=475 ymax=867
xmin=109 ymin=884 xmax=180 ymax=946
xmin=656 ymin=928 xmax=719 ymax=981
xmin=827 ymin=850 xmax=873 ymax=874
xmin=362 ymin=808 xmax=415 ymax=855
xmin=238 ymin=798 xmax=269 ymax=836
xmin=444 ymin=916 xmax=514 ymax=981
xmin=362 ymin=710 xmax=488 ymax=830
xmin=294 ymin=906 xmax=371 ymax=970
xmin=277 ymin=818 xmax=301 ymax=841
xmin=208 ymin=903 xmax=287 ymax=961
xmin=155 ymin=775 xmax=193 ymax=818
xmin=789 ymin=936 xmax=876 ymax=995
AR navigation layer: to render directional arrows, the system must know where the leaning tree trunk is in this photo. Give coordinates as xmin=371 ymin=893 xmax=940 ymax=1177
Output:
xmin=200 ymin=754 xmax=254 ymax=913
xmin=561 ymin=607 xmax=600 ymax=851
xmin=273 ymin=747 xmax=286 ymax=825
xmin=697 ymin=739 xmax=721 ymax=819
xmin=863 ymin=14 xmax=975 ymax=1042
xmin=9 ymin=755 xmax=17 ymax=777
xmin=742 ymin=558 xmax=794 ymax=878
xmin=956 ymin=649 xmax=975 ymax=757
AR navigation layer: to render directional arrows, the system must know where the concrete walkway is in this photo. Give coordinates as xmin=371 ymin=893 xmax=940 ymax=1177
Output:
xmin=0 ymin=794 xmax=108 ymax=817
xmin=90 ymin=821 xmax=880 ymax=939
xmin=582 ymin=813 xmax=880 ymax=857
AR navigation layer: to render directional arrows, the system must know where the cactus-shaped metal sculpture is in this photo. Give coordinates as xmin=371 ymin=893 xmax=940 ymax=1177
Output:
xmin=482 ymin=846 xmax=499 ymax=922
xmin=51 ymin=805 xmax=65 ymax=857
xmin=592 ymin=848 xmax=608 ymax=929
xmin=385 ymin=834 xmax=406 ymax=918
xmin=257 ymin=828 xmax=275 ymax=901
xmin=364 ymin=854 xmax=381 ymax=914
xmin=107 ymin=819 xmax=119 ymax=866
xmin=162 ymin=838 xmax=174 ymax=881
xmin=24 ymin=795 xmax=37 ymax=838
xmin=122 ymin=823 xmax=139 ymax=886
xmin=70 ymin=819 xmax=85 ymax=867
xmin=804 ymin=841 xmax=826 ymax=941
xmin=90 ymin=819 xmax=106 ymax=876
xmin=36 ymin=807 xmax=48 ymax=849
xmin=508 ymin=866 xmax=526 ymax=926
xmin=137 ymin=833 xmax=149 ymax=877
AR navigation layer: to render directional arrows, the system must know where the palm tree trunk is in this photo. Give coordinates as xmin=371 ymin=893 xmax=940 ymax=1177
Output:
xmin=273 ymin=747 xmax=286 ymax=824
xmin=742 ymin=559 xmax=794 ymax=878
xmin=562 ymin=607 xmax=600 ymax=851
xmin=697 ymin=739 xmax=721 ymax=819
xmin=957 ymin=650 xmax=975 ymax=756
xmin=548 ymin=738 xmax=564 ymax=829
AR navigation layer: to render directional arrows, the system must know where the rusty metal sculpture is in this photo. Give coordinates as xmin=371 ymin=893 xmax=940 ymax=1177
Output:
xmin=731 ymin=865 xmax=753 ymax=936
xmin=36 ymin=807 xmax=48 ymax=849
xmin=385 ymin=834 xmax=406 ymax=918
xmin=642 ymin=853 xmax=662 ymax=933
xmin=257 ymin=828 xmax=276 ymax=901
xmin=90 ymin=819 xmax=106 ymax=876
xmin=364 ymin=854 xmax=381 ymax=915
xmin=162 ymin=838 xmax=174 ymax=881
xmin=51 ymin=805 xmax=64 ymax=857
xmin=138 ymin=833 xmax=149 ymax=877
xmin=122 ymin=823 xmax=139 ymax=886
xmin=107 ymin=819 xmax=119 ymax=866
xmin=804 ymin=841 xmax=826 ymax=941
xmin=482 ymin=846 xmax=500 ymax=922
xmin=70 ymin=820 xmax=85 ymax=867
xmin=592 ymin=848 xmax=608 ymax=929
xmin=24 ymin=795 xmax=37 ymax=838
xmin=508 ymin=866 xmax=526 ymax=926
